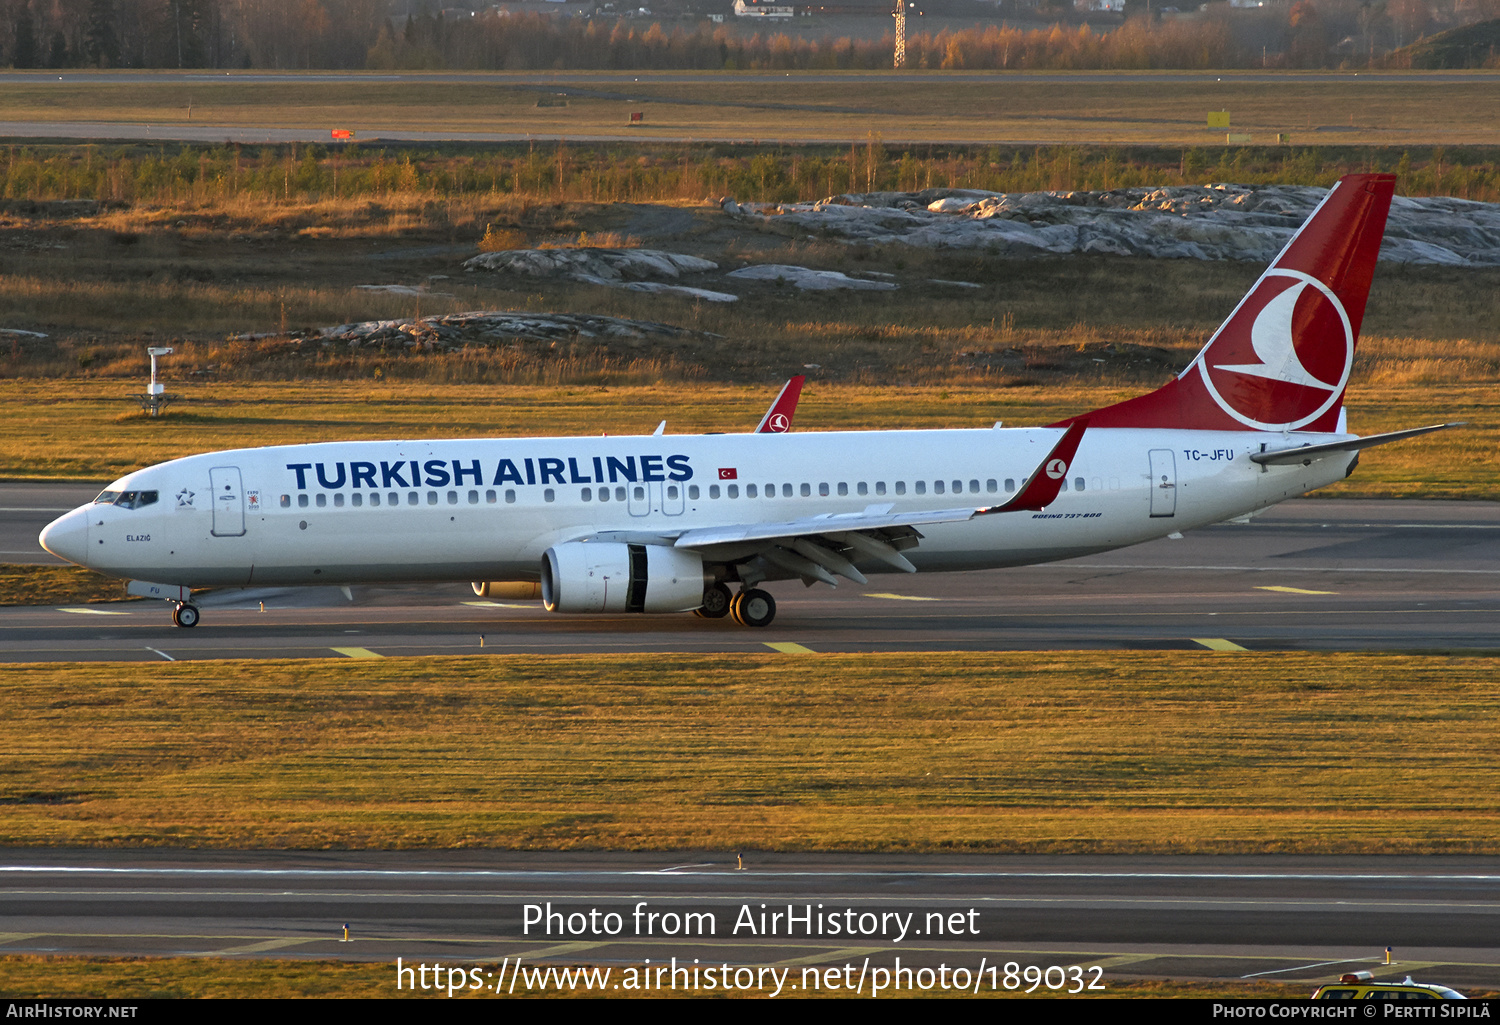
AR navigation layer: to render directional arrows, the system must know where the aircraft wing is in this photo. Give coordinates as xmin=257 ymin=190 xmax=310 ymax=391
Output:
xmin=1249 ymin=423 xmax=1463 ymax=466
xmin=672 ymin=420 xmax=1089 ymax=586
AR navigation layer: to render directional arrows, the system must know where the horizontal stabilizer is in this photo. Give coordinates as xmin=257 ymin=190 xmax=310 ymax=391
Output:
xmin=1250 ymin=422 xmax=1464 ymax=466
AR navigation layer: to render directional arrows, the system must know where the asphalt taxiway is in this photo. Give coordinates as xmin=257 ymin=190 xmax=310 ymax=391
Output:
xmin=3 ymin=490 xmax=1497 ymax=661
xmin=2 ymin=852 xmax=1498 ymax=990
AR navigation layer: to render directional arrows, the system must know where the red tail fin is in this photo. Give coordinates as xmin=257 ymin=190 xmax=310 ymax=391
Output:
xmin=1056 ymin=174 xmax=1395 ymax=432
xmin=756 ymin=375 xmax=805 ymax=433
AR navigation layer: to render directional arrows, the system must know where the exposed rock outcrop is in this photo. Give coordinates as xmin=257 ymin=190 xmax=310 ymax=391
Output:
xmin=318 ymin=311 xmax=709 ymax=351
xmin=725 ymin=264 xmax=899 ymax=290
xmin=464 ymin=247 xmax=718 ymax=284
xmin=723 ymin=185 xmax=1500 ymax=265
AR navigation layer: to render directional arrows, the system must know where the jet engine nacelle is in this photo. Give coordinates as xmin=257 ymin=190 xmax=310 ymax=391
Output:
xmin=542 ymin=542 xmax=705 ymax=614
xmin=471 ymin=580 xmax=543 ymax=599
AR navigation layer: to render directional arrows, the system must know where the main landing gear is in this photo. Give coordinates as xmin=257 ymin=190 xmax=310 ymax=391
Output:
xmin=729 ymin=588 xmax=776 ymax=628
xmin=694 ymin=584 xmax=777 ymax=627
xmin=172 ymin=602 xmax=200 ymax=628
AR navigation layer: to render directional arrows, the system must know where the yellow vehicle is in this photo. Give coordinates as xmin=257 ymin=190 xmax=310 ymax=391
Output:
xmin=1312 ymin=972 xmax=1467 ymax=1000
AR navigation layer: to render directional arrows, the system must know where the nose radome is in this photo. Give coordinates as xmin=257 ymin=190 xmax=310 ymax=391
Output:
xmin=39 ymin=507 xmax=90 ymax=567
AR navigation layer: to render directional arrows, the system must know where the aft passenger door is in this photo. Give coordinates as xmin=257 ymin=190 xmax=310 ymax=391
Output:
xmin=1148 ymin=449 xmax=1176 ymax=518
xmin=209 ymin=466 xmax=246 ymax=536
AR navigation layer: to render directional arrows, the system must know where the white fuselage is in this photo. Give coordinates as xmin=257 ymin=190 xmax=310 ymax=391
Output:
xmin=51 ymin=426 xmax=1355 ymax=589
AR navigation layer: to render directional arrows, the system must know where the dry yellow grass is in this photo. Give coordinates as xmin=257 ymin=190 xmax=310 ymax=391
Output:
xmin=0 ymin=954 xmax=1316 ymax=999
xmin=2 ymin=652 xmax=1498 ymax=852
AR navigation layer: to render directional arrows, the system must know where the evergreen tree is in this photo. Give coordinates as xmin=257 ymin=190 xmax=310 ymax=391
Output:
xmin=85 ymin=0 xmax=120 ymax=67
xmin=12 ymin=3 xmax=38 ymax=68
xmin=46 ymin=30 xmax=67 ymax=67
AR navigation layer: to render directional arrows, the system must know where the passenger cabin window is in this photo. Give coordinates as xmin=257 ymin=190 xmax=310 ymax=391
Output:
xmin=316 ymin=494 xmax=327 ymax=508
xmin=747 ymin=484 xmax=758 ymax=498
xmin=914 ymin=481 xmax=926 ymax=495
xmin=818 ymin=483 xmax=829 ymax=497
xmin=727 ymin=484 xmax=739 ymax=499
xmin=544 ymin=489 xmax=555 ymax=503
xmin=895 ymin=482 xmax=906 ymax=495
xmin=614 ymin=486 xmax=626 ymax=502
xmin=447 ymin=491 xmax=458 ymax=505
xmin=709 ymin=484 xmax=720 ymax=499
xmin=857 ymin=482 xmax=867 ymax=496
xmin=783 ymin=484 xmax=794 ymax=498
xmin=351 ymin=494 xmax=362 ymax=508
xmin=986 ymin=479 xmax=998 ymax=493
xmin=427 ymin=491 xmax=438 ymax=505
xmin=370 ymin=493 xmax=380 ymax=507
xmin=1075 ymin=477 xmax=1086 ymax=492
xmin=334 ymin=493 xmax=345 ymax=507
xmin=688 ymin=485 xmax=699 ymax=500
xmin=468 ymin=490 xmax=479 ymax=504
xmin=837 ymin=482 xmax=848 ymax=496
xmin=280 ymin=495 xmax=291 ymax=508
xmin=505 ymin=489 xmax=517 ymax=504
xmin=407 ymin=492 xmax=419 ymax=506
xmin=581 ymin=488 xmax=593 ymax=502
xmin=298 ymin=494 xmax=309 ymax=508
xmin=801 ymin=483 xmax=812 ymax=497
xmin=934 ymin=481 xmax=945 ymax=495
xmin=486 ymin=490 xmax=497 ymax=503
xmin=876 ymin=482 xmax=887 ymax=496
xmin=1005 ymin=479 xmax=1016 ymax=493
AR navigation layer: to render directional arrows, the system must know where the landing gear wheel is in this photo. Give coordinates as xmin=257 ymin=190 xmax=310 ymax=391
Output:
xmin=172 ymin=603 xmax=199 ymax=628
xmin=694 ymin=582 xmax=733 ymax=619
xmin=730 ymin=588 xmax=776 ymax=628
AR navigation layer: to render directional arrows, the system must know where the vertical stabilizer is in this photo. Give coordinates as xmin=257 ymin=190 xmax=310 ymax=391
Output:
xmin=1056 ymin=174 xmax=1395 ymax=432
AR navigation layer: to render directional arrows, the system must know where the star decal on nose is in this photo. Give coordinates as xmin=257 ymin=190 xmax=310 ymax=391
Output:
xmin=176 ymin=489 xmax=195 ymax=507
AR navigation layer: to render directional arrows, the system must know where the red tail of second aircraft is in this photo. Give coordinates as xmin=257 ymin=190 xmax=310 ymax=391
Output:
xmin=1057 ymin=173 xmax=1396 ymax=433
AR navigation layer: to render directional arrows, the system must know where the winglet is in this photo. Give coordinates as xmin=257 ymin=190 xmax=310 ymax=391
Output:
xmin=980 ymin=419 xmax=1089 ymax=514
xmin=755 ymin=376 xmax=805 ymax=434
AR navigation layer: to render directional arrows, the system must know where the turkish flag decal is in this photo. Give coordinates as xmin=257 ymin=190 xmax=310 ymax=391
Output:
xmin=718 ymin=468 xmax=738 ymax=480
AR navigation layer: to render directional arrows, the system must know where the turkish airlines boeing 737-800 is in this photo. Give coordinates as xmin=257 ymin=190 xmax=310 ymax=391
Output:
xmin=40 ymin=174 xmax=1457 ymax=628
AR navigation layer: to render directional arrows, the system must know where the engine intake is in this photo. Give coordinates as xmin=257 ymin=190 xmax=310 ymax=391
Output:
xmin=542 ymin=542 xmax=705 ymax=613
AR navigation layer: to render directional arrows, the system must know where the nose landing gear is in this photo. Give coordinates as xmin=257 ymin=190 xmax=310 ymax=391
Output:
xmin=172 ymin=602 xmax=200 ymax=628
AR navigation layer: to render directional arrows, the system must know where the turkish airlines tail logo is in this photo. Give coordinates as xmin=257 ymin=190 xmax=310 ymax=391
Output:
xmin=1055 ymin=174 xmax=1394 ymax=434
xmin=1200 ymin=270 xmax=1353 ymax=430
xmin=1213 ymin=279 xmax=1342 ymax=391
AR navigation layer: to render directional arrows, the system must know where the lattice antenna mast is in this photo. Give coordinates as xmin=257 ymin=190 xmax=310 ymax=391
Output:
xmin=893 ymin=0 xmax=906 ymax=68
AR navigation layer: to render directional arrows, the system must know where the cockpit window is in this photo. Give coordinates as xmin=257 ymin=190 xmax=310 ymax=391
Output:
xmin=95 ymin=490 xmax=159 ymax=510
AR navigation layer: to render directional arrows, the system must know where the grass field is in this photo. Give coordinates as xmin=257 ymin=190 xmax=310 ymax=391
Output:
xmin=3 ymin=651 xmax=1498 ymax=851
xmin=0 ymin=954 xmax=1319 ymax=999
xmin=1 ymin=378 xmax=1492 ymax=498
xmin=1 ymin=73 xmax=1499 ymax=146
